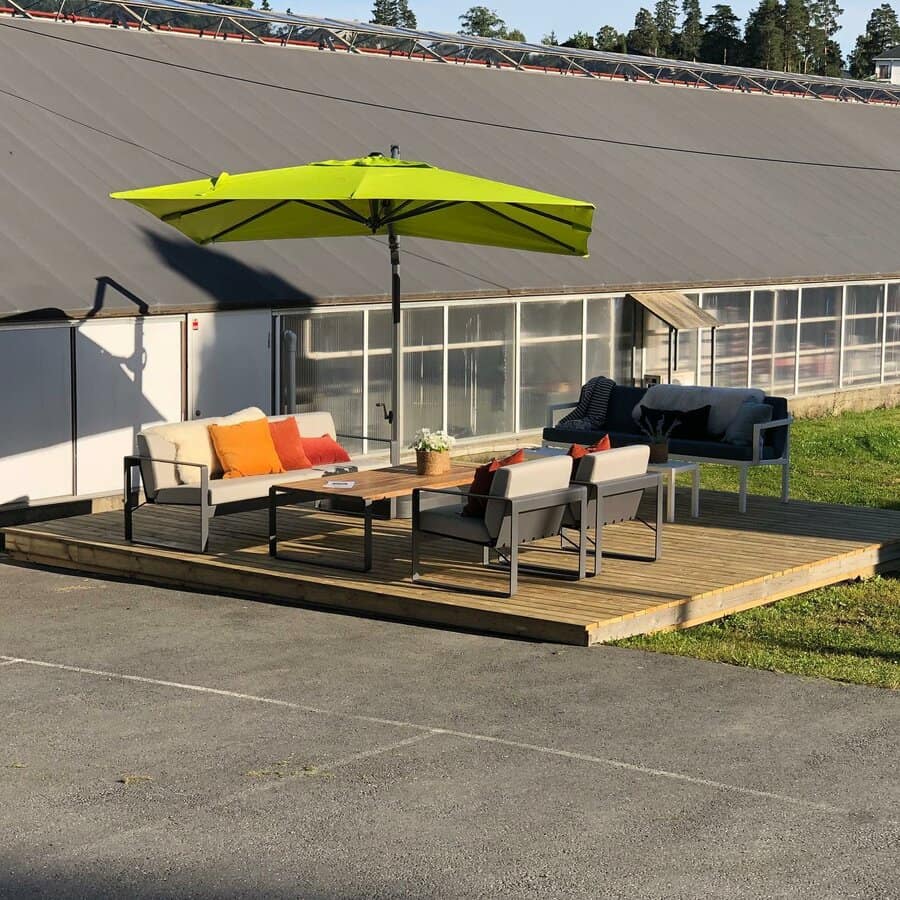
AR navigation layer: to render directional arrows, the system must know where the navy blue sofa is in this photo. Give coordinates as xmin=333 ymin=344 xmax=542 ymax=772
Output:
xmin=543 ymin=385 xmax=793 ymax=512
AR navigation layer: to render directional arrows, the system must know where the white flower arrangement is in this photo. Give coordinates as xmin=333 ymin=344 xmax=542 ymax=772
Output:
xmin=410 ymin=427 xmax=456 ymax=453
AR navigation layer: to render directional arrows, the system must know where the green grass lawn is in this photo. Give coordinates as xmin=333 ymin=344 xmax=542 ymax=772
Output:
xmin=613 ymin=405 xmax=900 ymax=689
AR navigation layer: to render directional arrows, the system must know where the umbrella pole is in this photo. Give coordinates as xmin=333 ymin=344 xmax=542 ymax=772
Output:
xmin=389 ymin=226 xmax=402 ymax=467
xmin=388 ymin=144 xmax=402 ymax=468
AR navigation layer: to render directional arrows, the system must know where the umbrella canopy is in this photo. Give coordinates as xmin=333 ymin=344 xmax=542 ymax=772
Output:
xmin=111 ymin=155 xmax=594 ymax=256
xmin=111 ymin=153 xmax=595 ymax=464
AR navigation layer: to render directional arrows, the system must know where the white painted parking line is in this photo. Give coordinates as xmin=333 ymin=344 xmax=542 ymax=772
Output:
xmin=44 ymin=731 xmax=440 ymax=864
xmin=0 ymin=653 xmax=876 ymax=820
xmin=0 ymin=660 xmax=20 ymax=667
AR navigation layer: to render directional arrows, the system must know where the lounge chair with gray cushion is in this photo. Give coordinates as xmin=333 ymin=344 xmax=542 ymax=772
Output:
xmin=411 ymin=455 xmax=588 ymax=597
xmin=562 ymin=444 xmax=662 ymax=576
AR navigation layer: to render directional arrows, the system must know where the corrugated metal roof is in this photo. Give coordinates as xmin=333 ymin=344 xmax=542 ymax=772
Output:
xmin=2 ymin=17 xmax=900 ymax=320
xmin=626 ymin=292 xmax=719 ymax=330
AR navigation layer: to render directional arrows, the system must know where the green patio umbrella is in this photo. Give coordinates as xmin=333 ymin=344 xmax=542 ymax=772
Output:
xmin=111 ymin=150 xmax=595 ymax=464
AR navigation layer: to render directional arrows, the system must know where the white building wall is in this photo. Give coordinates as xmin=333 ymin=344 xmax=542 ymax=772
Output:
xmin=875 ymin=59 xmax=900 ymax=84
xmin=74 ymin=317 xmax=184 ymax=496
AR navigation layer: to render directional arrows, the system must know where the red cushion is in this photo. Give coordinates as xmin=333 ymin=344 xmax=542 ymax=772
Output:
xmin=300 ymin=434 xmax=351 ymax=466
xmin=568 ymin=436 xmax=611 ymax=475
xmin=268 ymin=418 xmax=312 ymax=471
xmin=462 ymin=449 xmax=526 ymax=517
xmin=568 ymin=436 xmax=611 ymax=459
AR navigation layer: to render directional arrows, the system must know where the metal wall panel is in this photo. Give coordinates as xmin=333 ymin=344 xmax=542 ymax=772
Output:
xmin=0 ymin=326 xmax=73 ymax=505
xmin=188 ymin=311 xmax=271 ymax=419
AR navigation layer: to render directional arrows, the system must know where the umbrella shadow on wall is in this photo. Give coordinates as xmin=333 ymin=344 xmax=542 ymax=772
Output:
xmin=146 ymin=229 xmax=321 ymax=417
xmin=144 ymin=230 xmax=318 ymax=310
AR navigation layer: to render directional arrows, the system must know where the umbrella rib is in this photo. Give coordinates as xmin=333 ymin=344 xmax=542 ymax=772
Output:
xmin=321 ymin=199 xmax=369 ymax=224
xmin=471 ymin=202 xmax=583 ymax=255
xmin=292 ymin=198 xmax=368 ymax=225
xmin=506 ymin=203 xmax=593 ymax=232
xmin=161 ymin=198 xmax=234 ymax=223
xmin=380 ymin=200 xmax=462 ymax=227
xmin=206 ymin=199 xmax=292 ymax=242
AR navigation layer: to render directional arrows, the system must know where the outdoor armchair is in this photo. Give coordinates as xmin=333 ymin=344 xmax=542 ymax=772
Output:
xmin=411 ymin=455 xmax=588 ymax=598
xmin=563 ymin=444 xmax=663 ymax=576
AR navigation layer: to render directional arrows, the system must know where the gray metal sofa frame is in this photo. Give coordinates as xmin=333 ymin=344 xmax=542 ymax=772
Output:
xmin=411 ymin=484 xmax=588 ymax=598
xmin=124 ymin=431 xmax=383 ymax=553
xmin=125 ymin=455 xmax=267 ymax=553
xmin=673 ymin=418 xmax=792 ymax=513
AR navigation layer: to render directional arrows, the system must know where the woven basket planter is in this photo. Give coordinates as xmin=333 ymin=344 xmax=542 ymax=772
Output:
xmin=416 ymin=449 xmax=451 ymax=476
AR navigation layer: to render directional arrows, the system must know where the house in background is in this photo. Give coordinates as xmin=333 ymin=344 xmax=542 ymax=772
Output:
xmin=874 ymin=46 xmax=900 ymax=84
xmin=1 ymin=6 xmax=900 ymax=521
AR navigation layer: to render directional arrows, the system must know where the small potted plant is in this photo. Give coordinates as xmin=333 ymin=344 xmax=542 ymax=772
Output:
xmin=638 ymin=414 xmax=680 ymax=464
xmin=410 ymin=428 xmax=456 ymax=475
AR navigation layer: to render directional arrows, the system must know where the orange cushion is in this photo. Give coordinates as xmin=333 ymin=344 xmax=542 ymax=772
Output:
xmin=268 ymin=418 xmax=312 ymax=471
xmin=462 ymin=449 xmax=526 ymax=518
xmin=300 ymin=434 xmax=351 ymax=466
xmin=208 ymin=418 xmax=286 ymax=480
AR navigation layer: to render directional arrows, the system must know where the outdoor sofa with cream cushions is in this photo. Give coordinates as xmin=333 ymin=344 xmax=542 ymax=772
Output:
xmin=125 ymin=409 xmax=386 ymax=552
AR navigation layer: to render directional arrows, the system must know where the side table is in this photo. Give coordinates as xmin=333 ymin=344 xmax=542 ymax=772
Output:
xmin=647 ymin=460 xmax=700 ymax=523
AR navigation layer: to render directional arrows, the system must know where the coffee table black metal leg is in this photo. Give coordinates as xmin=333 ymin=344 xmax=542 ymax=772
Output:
xmin=362 ymin=500 xmax=373 ymax=573
xmin=268 ymin=486 xmax=278 ymax=557
xmin=271 ymin=490 xmax=374 ymax=572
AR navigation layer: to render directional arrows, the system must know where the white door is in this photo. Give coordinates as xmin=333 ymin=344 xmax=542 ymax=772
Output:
xmin=0 ymin=325 xmax=74 ymax=505
xmin=75 ymin=317 xmax=184 ymax=496
xmin=188 ymin=311 xmax=272 ymax=419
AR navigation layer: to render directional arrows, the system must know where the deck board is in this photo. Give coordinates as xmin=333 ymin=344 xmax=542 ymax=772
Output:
xmin=4 ymin=489 xmax=900 ymax=645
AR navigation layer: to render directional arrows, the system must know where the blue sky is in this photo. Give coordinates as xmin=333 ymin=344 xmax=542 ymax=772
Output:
xmin=294 ymin=2 xmax=875 ymax=55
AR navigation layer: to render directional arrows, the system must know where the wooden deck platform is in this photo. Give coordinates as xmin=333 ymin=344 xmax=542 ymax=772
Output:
xmin=5 ymin=491 xmax=900 ymax=645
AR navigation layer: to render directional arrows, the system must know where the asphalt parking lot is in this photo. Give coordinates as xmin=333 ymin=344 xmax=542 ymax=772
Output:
xmin=2 ymin=555 xmax=898 ymax=899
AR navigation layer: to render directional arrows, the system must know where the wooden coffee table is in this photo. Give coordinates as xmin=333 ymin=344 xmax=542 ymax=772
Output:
xmin=268 ymin=464 xmax=474 ymax=572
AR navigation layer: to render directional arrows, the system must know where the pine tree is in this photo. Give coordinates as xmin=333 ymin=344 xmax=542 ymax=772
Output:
xmin=781 ymin=0 xmax=810 ymax=71
xmin=627 ymin=7 xmax=660 ymax=54
xmin=700 ymin=4 xmax=744 ymax=64
xmin=370 ymin=0 xmax=396 ymax=25
xmin=396 ymin=0 xmax=417 ymax=28
xmin=745 ymin=0 xmax=784 ymax=69
xmin=679 ymin=0 xmax=705 ymax=60
xmin=655 ymin=0 xmax=678 ymax=55
xmin=806 ymin=0 xmax=843 ymax=74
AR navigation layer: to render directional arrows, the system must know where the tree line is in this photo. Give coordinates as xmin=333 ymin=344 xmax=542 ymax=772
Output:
xmin=371 ymin=2 xmax=900 ymax=78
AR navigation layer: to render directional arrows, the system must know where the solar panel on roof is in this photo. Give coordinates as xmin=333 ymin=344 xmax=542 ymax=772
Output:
xmin=11 ymin=0 xmax=900 ymax=104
